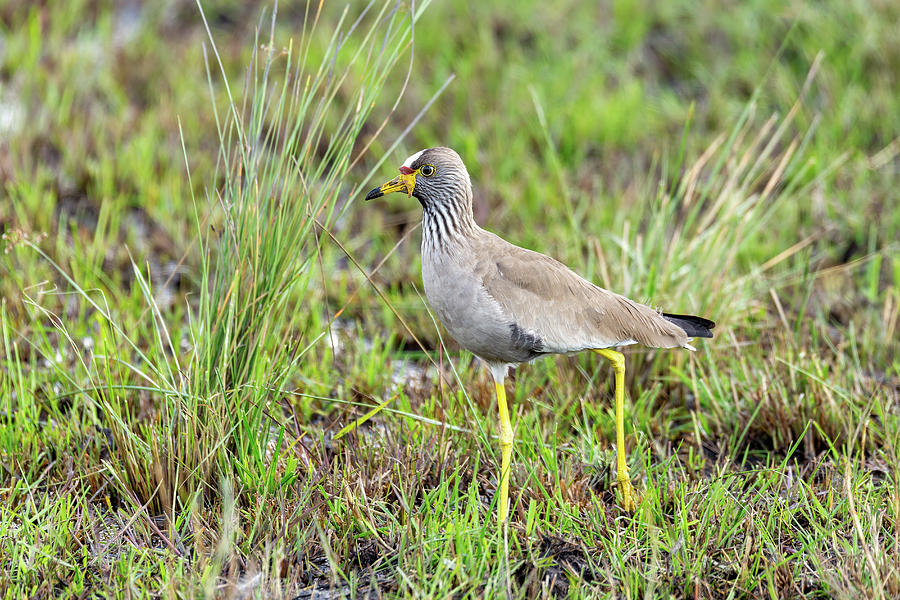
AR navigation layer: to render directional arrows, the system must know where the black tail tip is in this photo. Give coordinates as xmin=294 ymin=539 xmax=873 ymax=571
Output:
xmin=663 ymin=313 xmax=715 ymax=338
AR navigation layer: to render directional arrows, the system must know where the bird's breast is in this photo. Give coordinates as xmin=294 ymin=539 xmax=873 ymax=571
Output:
xmin=421 ymin=247 xmax=539 ymax=364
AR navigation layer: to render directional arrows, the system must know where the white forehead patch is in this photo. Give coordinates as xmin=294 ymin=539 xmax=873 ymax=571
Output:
xmin=401 ymin=150 xmax=425 ymax=168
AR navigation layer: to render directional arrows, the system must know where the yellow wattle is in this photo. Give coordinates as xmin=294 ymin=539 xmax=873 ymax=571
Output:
xmin=400 ymin=172 xmax=417 ymax=196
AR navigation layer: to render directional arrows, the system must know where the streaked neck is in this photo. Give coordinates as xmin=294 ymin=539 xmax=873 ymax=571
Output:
xmin=422 ymin=190 xmax=476 ymax=253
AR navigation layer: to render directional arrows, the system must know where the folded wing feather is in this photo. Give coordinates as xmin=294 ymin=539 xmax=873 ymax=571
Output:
xmin=474 ymin=232 xmax=690 ymax=352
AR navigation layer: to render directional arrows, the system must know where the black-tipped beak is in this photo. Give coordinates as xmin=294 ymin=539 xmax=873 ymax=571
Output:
xmin=364 ymin=172 xmax=417 ymax=201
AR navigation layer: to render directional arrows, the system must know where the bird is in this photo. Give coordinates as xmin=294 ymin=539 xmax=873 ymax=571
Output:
xmin=365 ymin=147 xmax=714 ymax=522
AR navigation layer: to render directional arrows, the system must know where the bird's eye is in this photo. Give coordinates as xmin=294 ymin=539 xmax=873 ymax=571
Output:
xmin=420 ymin=164 xmax=436 ymax=177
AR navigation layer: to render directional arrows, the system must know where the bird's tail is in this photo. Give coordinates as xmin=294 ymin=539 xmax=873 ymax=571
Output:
xmin=663 ymin=313 xmax=715 ymax=338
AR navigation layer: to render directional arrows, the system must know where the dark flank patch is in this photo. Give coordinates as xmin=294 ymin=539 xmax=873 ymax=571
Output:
xmin=509 ymin=322 xmax=544 ymax=356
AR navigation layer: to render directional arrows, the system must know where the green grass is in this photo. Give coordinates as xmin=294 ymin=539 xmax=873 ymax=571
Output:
xmin=1 ymin=0 xmax=899 ymax=598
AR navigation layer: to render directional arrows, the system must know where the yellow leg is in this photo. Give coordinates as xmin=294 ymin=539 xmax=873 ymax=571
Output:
xmin=593 ymin=348 xmax=635 ymax=510
xmin=495 ymin=380 xmax=514 ymax=523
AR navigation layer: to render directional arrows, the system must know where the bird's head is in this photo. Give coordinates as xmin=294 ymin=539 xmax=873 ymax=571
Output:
xmin=365 ymin=147 xmax=471 ymax=209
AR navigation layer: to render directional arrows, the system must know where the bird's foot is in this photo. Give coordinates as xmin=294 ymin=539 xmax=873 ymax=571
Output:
xmin=617 ymin=477 xmax=636 ymax=511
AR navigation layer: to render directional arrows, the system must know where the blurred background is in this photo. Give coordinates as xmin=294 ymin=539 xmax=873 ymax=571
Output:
xmin=2 ymin=0 xmax=897 ymax=338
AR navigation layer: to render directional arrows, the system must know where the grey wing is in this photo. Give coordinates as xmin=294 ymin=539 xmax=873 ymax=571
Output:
xmin=474 ymin=238 xmax=689 ymax=352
